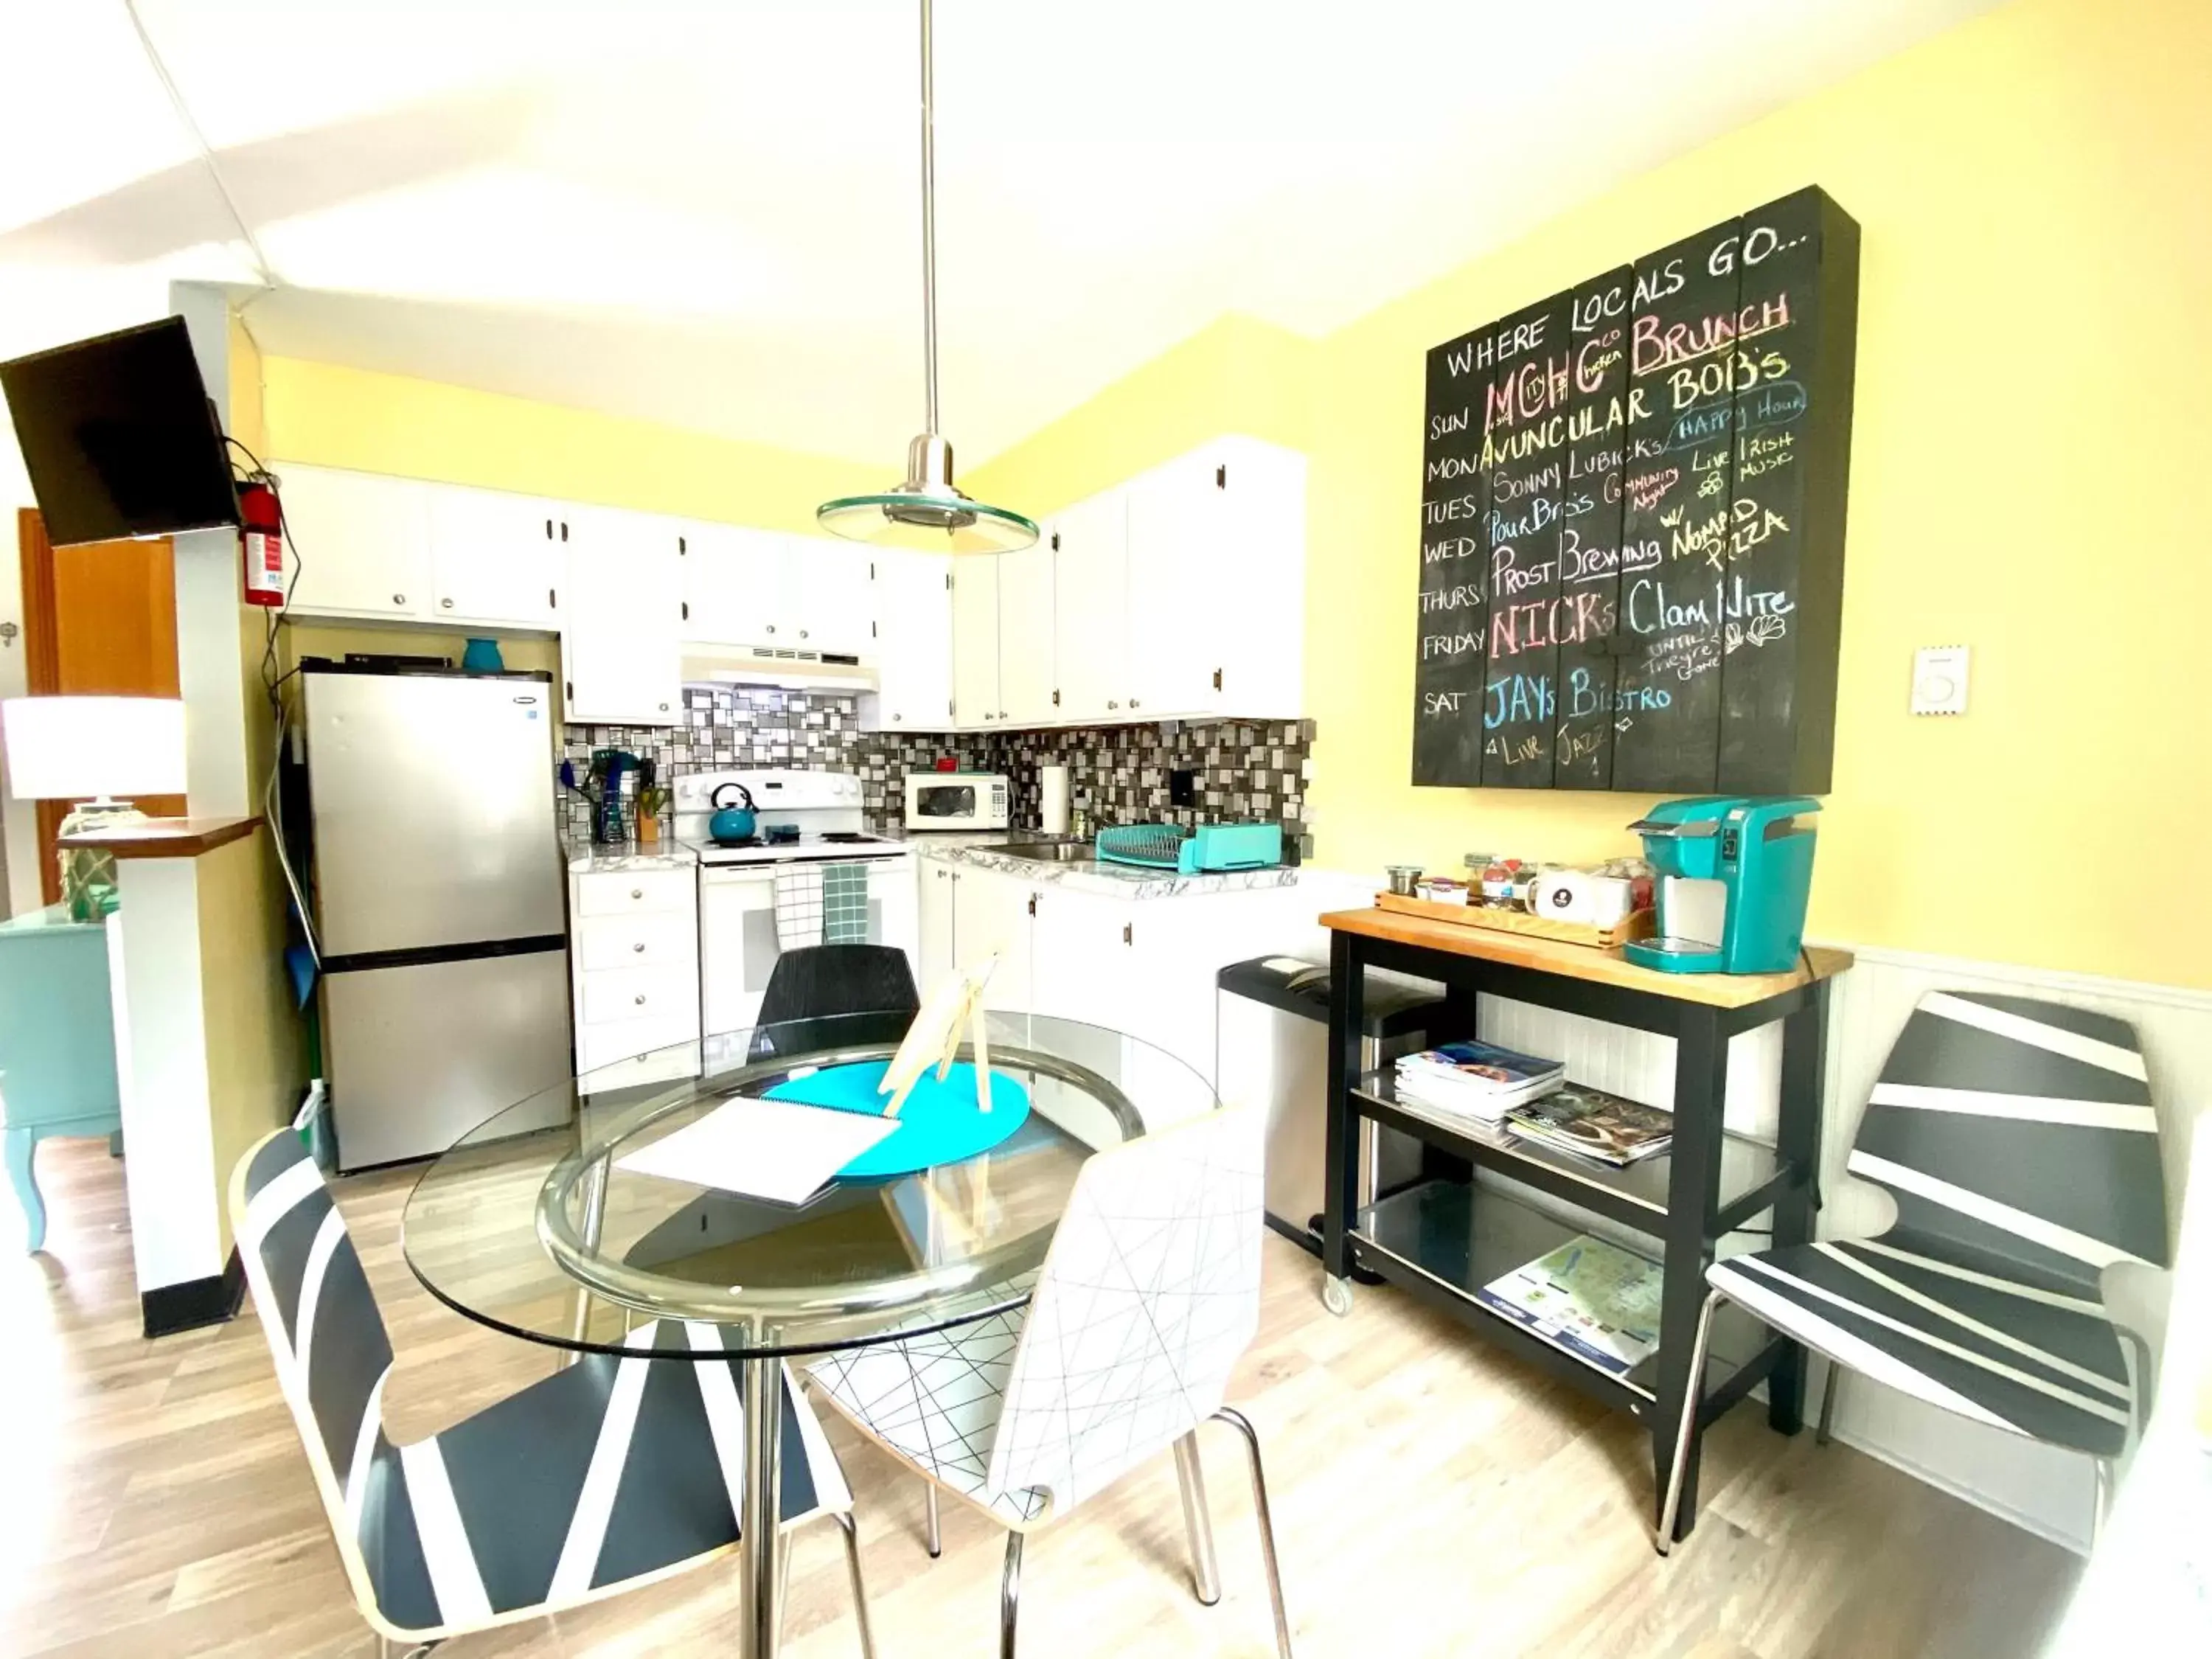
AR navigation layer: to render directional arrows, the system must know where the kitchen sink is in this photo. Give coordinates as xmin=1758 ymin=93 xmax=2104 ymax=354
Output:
xmin=984 ymin=841 xmax=1096 ymax=863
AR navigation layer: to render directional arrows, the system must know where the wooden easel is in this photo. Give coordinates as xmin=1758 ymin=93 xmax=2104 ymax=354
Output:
xmin=878 ymin=956 xmax=998 ymax=1118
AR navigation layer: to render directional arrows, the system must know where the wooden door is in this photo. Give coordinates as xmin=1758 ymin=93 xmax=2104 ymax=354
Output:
xmin=17 ymin=509 xmax=187 ymax=905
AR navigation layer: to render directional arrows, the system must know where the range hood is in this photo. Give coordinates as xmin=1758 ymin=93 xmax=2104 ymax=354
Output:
xmin=681 ymin=647 xmax=879 ymax=693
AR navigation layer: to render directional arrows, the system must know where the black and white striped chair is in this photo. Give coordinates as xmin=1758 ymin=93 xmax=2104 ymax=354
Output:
xmin=229 ymin=1130 xmax=877 ymax=1657
xmin=1660 ymin=991 xmax=2170 ymax=1551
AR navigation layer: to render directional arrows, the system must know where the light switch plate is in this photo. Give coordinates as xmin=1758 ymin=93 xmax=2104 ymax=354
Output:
xmin=1910 ymin=645 xmax=1969 ymax=716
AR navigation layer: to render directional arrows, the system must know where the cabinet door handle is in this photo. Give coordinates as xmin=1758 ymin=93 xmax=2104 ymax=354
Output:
xmin=633 ymin=942 xmax=646 ymax=953
xmin=658 ymin=701 xmax=669 ymax=712
xmin=1107 ymin=699 xmax=1119 ymax=710
xmin=440 ymin=597 xmax=454 ymax=609
xmin=549 ymin=587 xmax=557 ymax=608
xmin=765 ymin=624 xmax=776 ymax=635
xmin=393 ymin=593 xmax=406 ymax=606
xmin=633 ymin=993 xmax=647 ymax=1006
xmin=560 ymin=521 xmax=569 ymax=542
xmin=630 ymin=888 xmax=644 ymax=900
xmin=1130 ymin=698 xmax=1140 ymax=709
xmin=892 ymin=712 xmax=902 ymax=722
xmin=545 ymin=518 xmax=554 ymax=539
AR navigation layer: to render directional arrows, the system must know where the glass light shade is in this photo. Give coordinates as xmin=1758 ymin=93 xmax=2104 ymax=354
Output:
xmin=0 ymin=695 xmax=187 ymax=800
xmin=816 ymin=489 xmax=1039 ymax=554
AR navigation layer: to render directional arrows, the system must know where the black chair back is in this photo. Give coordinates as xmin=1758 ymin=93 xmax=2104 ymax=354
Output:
xmin=748 ymin=943 xmax=921 ymax=1060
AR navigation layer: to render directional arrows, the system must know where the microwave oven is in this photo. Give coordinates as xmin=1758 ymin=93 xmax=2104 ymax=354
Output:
xmin=905 ymin=772 xmax=1009 ymax=831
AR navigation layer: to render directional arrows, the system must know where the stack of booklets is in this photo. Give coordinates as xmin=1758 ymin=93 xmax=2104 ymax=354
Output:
xmin=1391 ymin=1040 xmax=1564 ymax=1122
xmin=1503 ymin=1085 xmax=1674 ymax=1166
xmin=1475 ymin=1235 xmax=1663 ymax=1379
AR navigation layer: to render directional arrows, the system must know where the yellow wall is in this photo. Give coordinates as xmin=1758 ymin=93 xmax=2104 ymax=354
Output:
xmin=196 ymin=829 xmax=300 ymax=1256
xmin=978 ymin=0 xmax=2212 ymax=990
xmin=967 ymin=313 xmax=1315 ymax=518
xmin=261 ymin=356 xmax=872 ymax=534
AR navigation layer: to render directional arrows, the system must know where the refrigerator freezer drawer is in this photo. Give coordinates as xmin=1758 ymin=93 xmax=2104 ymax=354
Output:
xmin=324 ymin=948 xmax=574 ymax=1170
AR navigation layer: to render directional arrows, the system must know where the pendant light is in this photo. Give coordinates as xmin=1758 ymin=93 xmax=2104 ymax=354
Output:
xmin=816 ymin=0 xmax=1037 ymax=554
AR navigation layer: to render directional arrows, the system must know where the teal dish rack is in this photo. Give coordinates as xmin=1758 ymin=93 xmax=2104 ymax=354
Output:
xmin=1096 ymin=822 xmax=1284 ymax=875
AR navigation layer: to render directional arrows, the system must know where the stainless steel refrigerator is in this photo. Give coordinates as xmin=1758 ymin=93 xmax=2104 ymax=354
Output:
xmin=302 ymin=664 xmax=572 ymax=1169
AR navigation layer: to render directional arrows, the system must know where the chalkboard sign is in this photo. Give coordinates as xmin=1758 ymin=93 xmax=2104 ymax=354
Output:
xmin=1411 ymin=187 xmax=1858 ymax=796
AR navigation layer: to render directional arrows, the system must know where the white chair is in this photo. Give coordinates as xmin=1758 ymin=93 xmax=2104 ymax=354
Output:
xmin=808 ymin=1099 xmax=1292 ymax=1658
xmin=229 ymin=1130 xmax=876 ymax=1657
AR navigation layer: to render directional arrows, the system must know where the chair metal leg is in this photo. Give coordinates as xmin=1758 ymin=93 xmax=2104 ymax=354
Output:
xmin=999 ymin=1529 xmax=1024 ymax=1659
xmin=1172 ymin=1431 xmax=1222 ymax=1606
xmin=380 ymin=1639 xmax=439 ymax=1658
xmin=833 ymin=1511 xmax=877 ymax=1659
xmin=1656 ymin=1287 xmax=1725 ymax=1557
xmin=924 ymin=1484 xmax=942 ymax=1558
xmin=1211 ymin=1408 xmax=1293 ymax=1659
xmin=1815 ymin=1357 xmax=1841 ymax=1447
xmin=2092 ymin=1457 xmax=2114 ymax=1552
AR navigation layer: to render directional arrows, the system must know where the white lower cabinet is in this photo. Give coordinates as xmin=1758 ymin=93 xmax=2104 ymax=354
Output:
xmin=570 ymin=866 xmax=700 ymax=1086
xmin=918 ymin=855 xmax=1315 ymax=1117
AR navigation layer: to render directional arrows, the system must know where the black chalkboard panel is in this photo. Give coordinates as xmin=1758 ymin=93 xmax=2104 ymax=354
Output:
xmin=1479 ymin=291 xmax=1576 ymax=787
xmin=1411 ymin=329 xmax=1491 ymax=785
xmin=1717 ymin=188 xmax=1859 ymax=794
xmin=1609 ymin=219 xmax=1743 ymax=793
xmin=1551 ymin=265 xmax=1633 ymax=788
xmin=1411 ymin=187 xmax=1858 ymax=796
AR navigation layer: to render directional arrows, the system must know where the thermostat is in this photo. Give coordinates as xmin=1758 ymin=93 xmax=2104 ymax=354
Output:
xmin=1910 ymin=645 xmax=1969 ymax=716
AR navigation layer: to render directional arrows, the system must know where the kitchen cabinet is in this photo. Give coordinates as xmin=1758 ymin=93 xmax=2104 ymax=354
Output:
xmin=1124 ymin=451 xmax=1228 ymax=717
xmin=951 ymin=864 xmax=1034 ymax=1008
xmin=951 ymin=554 xmax=1001 ymax=728
xmin=794 ymin=539 xmax=874 ymax=657
xmin=997 ymin=538 xmax=1057 ymax=725
xmin=681 ymin=522 xmax=790 ymax=647
xmin=561 ymin=510 xmax=683 ymax=724
xmin=860 ymin=549 xmax=953 ymax=731
xmin=274 ymin=463 xmax=434 ymax=619
xmin=1051 ymin=491 xmax=1130 ymax=722
xmin=428 ymin=486 xmax=563 ymax=629
xmin=918 ymin=860 xmax=958 ymax=999
xmin=569 ymin=865 xmax=700 ymax=1088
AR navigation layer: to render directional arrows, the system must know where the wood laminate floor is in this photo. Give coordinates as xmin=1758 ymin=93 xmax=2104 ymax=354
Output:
xmin=0 ymin=1139 xmax=2079 ymax=1658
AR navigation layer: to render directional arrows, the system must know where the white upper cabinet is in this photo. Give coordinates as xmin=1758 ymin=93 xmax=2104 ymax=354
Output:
xmin=791 ymin=538 xmax=874 ymax=657
xmin=681 ymin=522 xmax=792 ymax=647
xmin=1123 ymin=451 xmax=1228 ymax=718
xmin=1204 ymin=436 xmax=1307 ymax=718
xmin=997 ymin=537 xmax=1057 ymax=726
xmin=1051 ymin=490 xmax=1130 ymax=722
xmin=274 ymin=463 xmax=434 ymax=619
xmin=428 ymin=486 xmax=563 ymax=628
xmin=562 ymin=510 xmax=683 ymax=725
xmin=860 ymin=549 xmax=953 ymax=730
xmin=951 ymin=554 xmax=1001 ymax=728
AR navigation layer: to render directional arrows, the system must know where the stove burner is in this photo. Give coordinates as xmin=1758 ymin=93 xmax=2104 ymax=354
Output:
xmin=711 ymin=834 xmax=762 ymax=849
xmin=818 ymin=831 xmax=874 ymax=843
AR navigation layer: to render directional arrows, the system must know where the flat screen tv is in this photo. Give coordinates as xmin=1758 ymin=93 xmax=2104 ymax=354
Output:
xmin=0 ymin=316 xmax=240 ymax=547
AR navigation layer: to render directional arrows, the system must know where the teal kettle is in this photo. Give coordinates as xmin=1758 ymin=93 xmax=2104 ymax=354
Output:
xmin=709 ymin=782 xmax=758 ymax=844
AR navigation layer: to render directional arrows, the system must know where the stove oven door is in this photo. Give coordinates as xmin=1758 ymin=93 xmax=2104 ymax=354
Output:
xmin=698 ymin=856 xmax=919 ymax=1040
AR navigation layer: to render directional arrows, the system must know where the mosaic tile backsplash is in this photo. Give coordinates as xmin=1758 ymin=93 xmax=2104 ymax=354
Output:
xmin=561 ymin=688 xmax=1314 ymax=855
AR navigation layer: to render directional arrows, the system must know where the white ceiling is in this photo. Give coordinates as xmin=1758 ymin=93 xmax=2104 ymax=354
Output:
xmin=0 ymin=1 xmax=1995 ymax=468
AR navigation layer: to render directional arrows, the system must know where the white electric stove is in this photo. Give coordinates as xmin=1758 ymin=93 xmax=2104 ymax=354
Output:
xmin=671 ymin=770 xmax=919 ymax=1034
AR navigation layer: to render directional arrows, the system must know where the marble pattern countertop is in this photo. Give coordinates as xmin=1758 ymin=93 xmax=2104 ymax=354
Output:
xmin=916 ymin=838 xmax=1299 ymax=900
xmin=563 ymin=839 xmax=699 ymax=875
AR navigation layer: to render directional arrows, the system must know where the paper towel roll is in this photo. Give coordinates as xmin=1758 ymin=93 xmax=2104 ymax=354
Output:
xmin=1040 ymin=765 xmax=1070 ymax=835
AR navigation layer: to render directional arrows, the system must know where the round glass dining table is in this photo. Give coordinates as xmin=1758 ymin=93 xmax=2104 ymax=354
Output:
xmin=402 ymin=1007 xmax=1218 ymax=1659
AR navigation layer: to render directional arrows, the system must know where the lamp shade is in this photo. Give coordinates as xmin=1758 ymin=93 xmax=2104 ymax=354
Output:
xmin=0 ymin=695 xmax=187 ymax=800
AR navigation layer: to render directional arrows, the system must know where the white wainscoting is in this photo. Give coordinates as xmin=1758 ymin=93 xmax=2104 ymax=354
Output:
xmin=1477 ymin=939 xmax=2211 ymax=1554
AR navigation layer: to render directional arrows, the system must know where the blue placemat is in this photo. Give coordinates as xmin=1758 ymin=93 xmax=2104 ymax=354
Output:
xmin=763 ymin=1060 xmax=1031 ymax=1179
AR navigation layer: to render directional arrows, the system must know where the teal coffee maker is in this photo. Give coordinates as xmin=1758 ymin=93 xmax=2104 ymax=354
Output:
xmin=1622 ymin=796 xmax=1820 ymax=975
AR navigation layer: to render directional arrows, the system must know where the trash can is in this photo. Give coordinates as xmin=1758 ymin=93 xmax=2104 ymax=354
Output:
xmin=1217 ymin=958 xmax=1444 ymax=1254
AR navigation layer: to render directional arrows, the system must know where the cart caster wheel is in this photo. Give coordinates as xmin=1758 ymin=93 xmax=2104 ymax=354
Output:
xmin=1321 ymin=1275 xmax=1353 ymax=1318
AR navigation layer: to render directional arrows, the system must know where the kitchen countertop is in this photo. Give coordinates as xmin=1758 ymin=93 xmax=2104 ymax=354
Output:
xmin=563 ymin=838 xmax=698 ymax=874
xmin=916 ymin=838 xmax=1299 ymax=900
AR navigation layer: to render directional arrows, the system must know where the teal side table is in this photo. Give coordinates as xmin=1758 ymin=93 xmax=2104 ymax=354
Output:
xmin=0 ymin=904 xmax=123 ymax=1252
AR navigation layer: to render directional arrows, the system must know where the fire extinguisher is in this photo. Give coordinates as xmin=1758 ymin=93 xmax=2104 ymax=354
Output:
xmin=240 ymin=473 xmax=285 ymax=608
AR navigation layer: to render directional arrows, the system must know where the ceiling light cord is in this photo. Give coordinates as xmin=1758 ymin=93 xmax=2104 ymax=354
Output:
xmin=122 ymin=0 xmax=278 ymax=293
xmin=919 ymin=0 xmax=939 ymax=438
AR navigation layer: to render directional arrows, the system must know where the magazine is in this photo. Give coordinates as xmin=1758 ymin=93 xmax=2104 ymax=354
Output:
xmin=1475 ymin=1236 xmax=1663 ymax=1378
xmin=1396 ymin=1039 xmax=1564 ymax=1095
xmin=1503 ymin=1086 xmax=1674 ymax=1166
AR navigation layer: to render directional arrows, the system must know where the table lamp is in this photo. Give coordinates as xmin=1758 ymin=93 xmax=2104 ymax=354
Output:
xmin=0 ymin=695 xmax=187 ymax=919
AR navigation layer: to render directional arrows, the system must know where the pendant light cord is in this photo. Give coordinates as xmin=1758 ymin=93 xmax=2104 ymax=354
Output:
xmin=919 ymin=0 xmax=940 ymax=437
